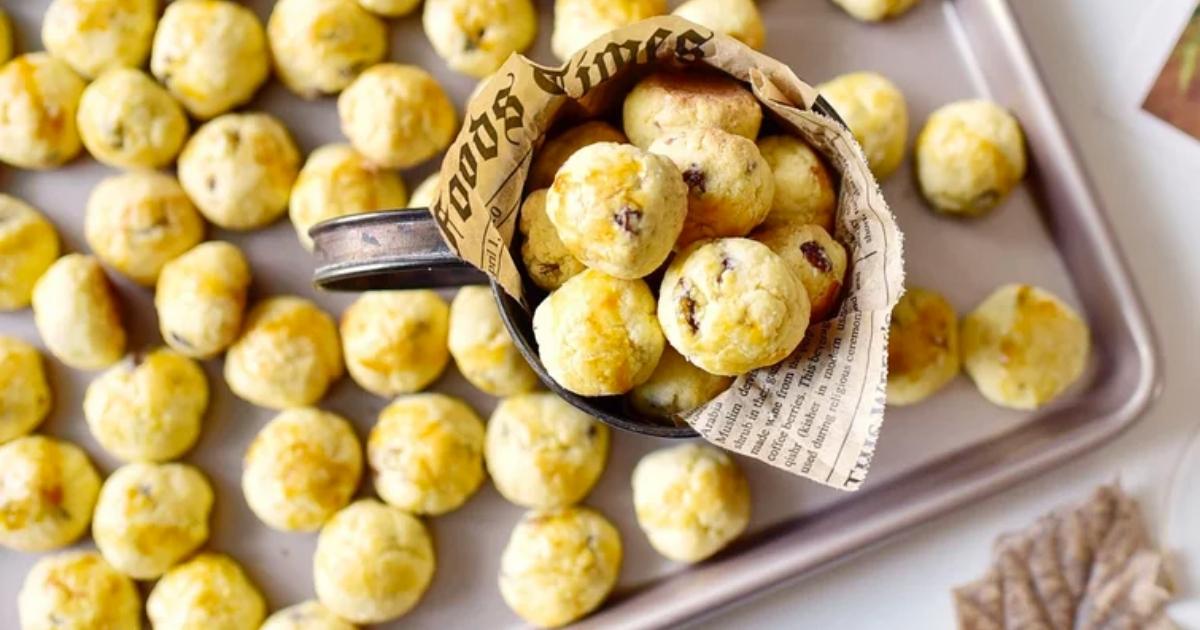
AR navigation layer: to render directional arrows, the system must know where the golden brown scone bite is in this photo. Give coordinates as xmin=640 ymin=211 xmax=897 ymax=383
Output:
xmin=886 ymin=287 xmax=960 ymax=406
xmin=32 ymin=254 xmax=126 ymax=370
xmin=423 ymin=0 xmax=537 ymax=78
xmin=18 ymin=551 xmax=140 ymax=630
xmin=338 ymin=63 xmax=457 ymax=169
xmin=551 ymin=0 xmax=667 ymax=61
xmin=77 ymin=68 xmax=189 ymax=170
xmin=340 ymin=290 xmax=450 ymax=397
xmin=916 ymin=99 xmax=1027 ymax=217
xmin=0 ymin=436 xmax=101 ymax=552
xmin=622 ymin=72 xmax=762 ymax=149
xmin=0 ymin=194 xmax=59 ymax=311
xmin=817 ymin=71 xmax=909 ymax=181
xmin=0 ymin=53 xmax=86 ymax=169
xmin=519 ymin=189 xmax=586 ymax=292
xmin=672 ymin=0 xmax=765 ymax=49
xmin=42 ymin=0 xmax=157 ymax=79
xmin=528 ymin=121 xmax=628 ymax=190
xmin=146 ymin=553 xmax=266 ymax=630
xmin=753 ymin=222 xmax=848 ymax=322
xmin=756 ymin=135 xmax=837 ymax=231
xmin=268 ymin=0 xmax=387 ymax=98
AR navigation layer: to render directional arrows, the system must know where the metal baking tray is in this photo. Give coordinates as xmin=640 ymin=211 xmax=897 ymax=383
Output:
xmin=0 ymin=0 xmax=1160 ymax=628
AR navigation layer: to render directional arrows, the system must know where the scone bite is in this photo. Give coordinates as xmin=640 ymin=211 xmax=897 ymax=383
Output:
xmin=672 ymin=0 xmax=765 ymax=49
xmin=832 ymin=0 xmax=920 ymax=22
xmin=528 ymin=121 xmax=628 ymax=190
xmin=423 ymin=0 xmax=537 ymax=78
xmin=32 ymin=254 xmax=126 ymax=370
xmin=887 ymin=287 xmax=959 ymax=405
xmin=817 ymin=71 xmax=909 ymax=180
xmin=499 ymin=506 xmax=622 ymax=628
xmin=225 ymin=296 xmax=344 ymax=409
xmin=42 ymin=0 xmax=156 ymax=79
xmin=533 ymin=269 xmax=665 ymax=396
xmin=268 ymin=0 xmax=387 ymax=98
xmin=18 ymin=551 xmax=140 ymax=630
xmin=753 ymin=222 xmax=848 ymax=321
xmin=629 ymin=347 xmax=732 ymax=419
xmin=648 ymin=127 xmax=775 ymax=247
xmin=314 ymin=499 xmax=436 ymax=624
xmin=368 ymin=393 xmax=485 ymax=515
xmin=0 ymin=194 xmax=59 ymax=311
xmin=261 ymin=601 xmax=355 ymax=630
xmin=85 ymin=171 xmax=205 ymax=286
xmin=84 ymin=349 xmax=209 ymax=462
xmin=632 ymin=443 xmax=750 ymax=562
xmin=961 ymin=284 xmax=1090 ymax=411
xmin=408 ymin=174 xmax=440 ymax=208
xmin=757 ymin=135 xmax=837 ymax=230
xmin=338 ymin=63 xmax=457 ymax=169
xmin=0 ymin=337 xmax=51 ymax=444
xmin=916 ymin=99 xmax=1027 ymax=217
xmin=93 ymin=462 xmax=214 ymax=579
xmin=551 ymin=0 xmax=666 ymax=61
xmin=622 ymin=72 xmax=762 ymax=149
xmin=659 ymin=239 xmax=811 ymax=376
xmin=0 ymin=53 xmax=86 ymax=169
xmin=448 ymin=286 xmax=539 ymax=396
xmin=486 ymin=393 xmax=609 ymax=509
xmin=340 ymin=290 xmax=450 ymax=396
xmin=547 ymin=143 xmax=687 ymax=279
xmin=77 ymin=69 xmax=189 ymax=170
xmin=357 ymin=0 xmax=420 ymax=17
xmin=0 ymin=436 xmax=100 ymax=552
xmin=156 ymin=241 xmax=251 ymax=359
xmin=290 ymin=144 xmax=409 ymax=249
xmin=151 ymin=0 xmax=269 ymax=120
xmin=243 ymin=408 xmax=363 ymax=531
xmin=519 ymin=189 xmax=585 ymax=291
xmin=179 ymin=113 xmax=301 ymax=231
xmin=147 ymin=553 xmax=266 ymax=630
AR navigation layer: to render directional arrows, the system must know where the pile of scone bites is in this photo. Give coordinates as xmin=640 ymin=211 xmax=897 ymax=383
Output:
xmin=0 ymin=0 xmax=1089 ymax=628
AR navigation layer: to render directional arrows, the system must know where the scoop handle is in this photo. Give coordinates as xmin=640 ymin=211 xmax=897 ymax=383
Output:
xmin=309 ymin=209 xmax=489 ymax=291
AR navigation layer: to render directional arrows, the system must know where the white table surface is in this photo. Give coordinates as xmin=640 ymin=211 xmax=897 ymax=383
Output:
xmin=698 ymin=0 xmax=1200 ymax=627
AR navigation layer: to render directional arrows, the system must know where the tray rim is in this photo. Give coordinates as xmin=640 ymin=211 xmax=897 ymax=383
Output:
xmin=574 ymin=0 xmax=1164 ymax=627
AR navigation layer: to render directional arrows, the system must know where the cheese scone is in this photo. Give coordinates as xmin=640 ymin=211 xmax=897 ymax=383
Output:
xmin=32 ymin=254 xmax=126 ymax=370
xmin=551 ymin=0 xmax=666 ymax=61
xmin=338 ymin=64 xmax=457 ymax=169
xmin=753 ymin=222 xmax=848 ymax=321
xmin=533 ymin=269 xmax=664 ymax=396
xmin=915 ymin=99 xmax=1027 ymax=216
xmin=260 ymin=600 xmax=356 ymax=630
xmin=423 ymin=0 xmax=537 ymax=78
xmin=961 ymin=284 xmax=1089 ymax=410
xmin=0 ymin=436 xmax=100 ymax=552
xmin=357 ymin=0 xmax=420 ymax=17
xmin=84 ymin=348 xmax=209 ymax=462
xmin=0 ymin=194 xmax=59 ymax=311
xmin=659 ymin=238 xmax=810 ymax=376
xmin=887 ymin=287 xmax=960 ymax=406
xmin=448 ymin=286 xmax=538 ymax=396
xmin=92 ymin=462 xmax=213 ymax=579
xmin=156 ymin=241 xmax=251 ymax=359
xmin=369 ymin=393 xmax=485 ymax=515
xmin=547 ymin=142 xmax=687 ymax=279
xmin=269 ymin=0 xmax=387 ymax=98
xmin=151 ymin=0 xmax=269 ymax=120
xmin=628 ymin=346 xmax=732 ymax=419
xmin=817 ymin=71 xmax=908 ymax=180
xmin=0 ymin=337 xmax=51 ymax=444
xmin=623 ymin=72 xmax=761 ymax=149
xmin=243 ymin=408 xmax=363 ymax=531
xmin=85 ymin=171 xmax=204 ymax=286
xmin=519 ymin=189 xmax=585 ymax=292
xmin=77 ymin=68 xmax=189 ymax=169
xmin=528 ymin=121 xmax=628 ymax=190
xmin=672 ymin=0 xmax=765 ymax=49
xmin=290 ymin=144 xmax=409 ymax=249
xmin=499 ymin=506 xmax=622 ymax=628
xmin=632 ymin=443 xmax=750 ymax=562
xmin=147 ymin=553 xmax=265 ymax=630
xmin=225 ymin=296 xmax=344 ymax=409
xmin=341 ymin=290 xmax=450 ymax=396
xmin=486 ymin=392 xmax=609 ymax=509
xmin=178 ymin=112 xmax=301 ymax=230
xmin=648 ymin=127 xmax=774 ymax=247
xmin=0 ymin=53 xmax=85 ymax=169
xmin=42 ymin=0 xmax=156 ymax=79
xmin=756 ymin=135 xmax=837 ymax=231
xmin=314 ymin=500 xmax=435 ymax=624
xmin=18 ymin=551 xmax=140 ymax=630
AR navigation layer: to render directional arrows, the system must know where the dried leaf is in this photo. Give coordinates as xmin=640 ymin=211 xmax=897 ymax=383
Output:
xmin=955 ymin=485 xmax=1176 ymax=630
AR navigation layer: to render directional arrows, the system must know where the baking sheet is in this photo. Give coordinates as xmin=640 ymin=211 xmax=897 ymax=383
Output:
xmin=0 ymin=0 xmax=1158 ymax=628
